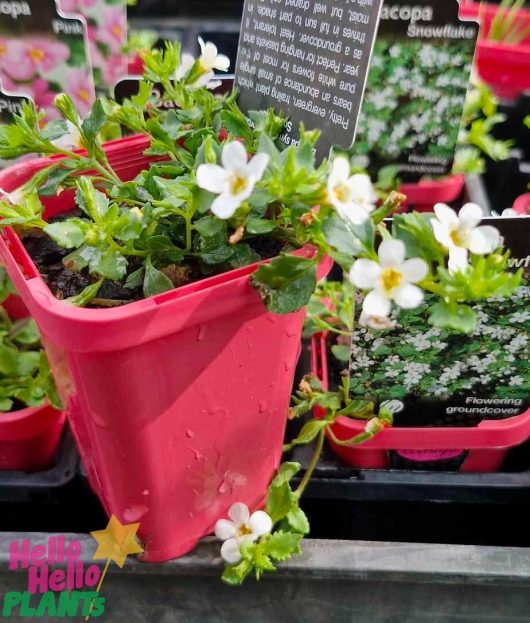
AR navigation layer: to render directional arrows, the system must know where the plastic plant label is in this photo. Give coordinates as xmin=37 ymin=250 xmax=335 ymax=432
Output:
xmin=0 ymin=0 xmax=95 ymax=120
xmin=348 ymin=217 xmax=530 ymax=428
xmin=235 ymin=0 xmax=384 ymax=160
xmin=57 ymin=0 xmax=128 ymax=94
xmin=0 ymin=79 xmax=31 ymax=168
xmin=356 ymin=0 xmax=479 ymax=181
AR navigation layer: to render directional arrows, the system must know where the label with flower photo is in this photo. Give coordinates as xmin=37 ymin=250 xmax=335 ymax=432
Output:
xmin=0 ymin=0 xmax=95 ymax=122
xmin=356 ymin=0 xmax=478 ymax=182
xmin=57 ymin=0 xmax=127 ymax=93
xmin=348 ymin=216 xmax=530 ymax=428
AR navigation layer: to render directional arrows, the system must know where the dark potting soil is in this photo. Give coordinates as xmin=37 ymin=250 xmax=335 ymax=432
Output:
xmin=21 ymin=215 xmax=286 ymax=308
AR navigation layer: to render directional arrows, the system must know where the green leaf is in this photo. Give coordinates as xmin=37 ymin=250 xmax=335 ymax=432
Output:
xmin=271 ymin=462 xmax=301 ymax=487
xmin=322 ymin=215 xmax=361 ymax=255
xmin=0 ymin=345 xmax=18 ymax=375
xmin=90 ymin=250 xmax=128 ymax=281
xmin=44 ymin=221 xmax=85 ymax=249
xmin=194 ymin=216 xmax=225 ymax=237
xmin=429 ymin=301 xmax=477 ymax=334
xmin=227 ymin=244 xmax=260 ymax=269
xmin=40 ymin=167 xmax=76 ymax=197
xmin=221 ymin=560 xmax=253 ymax=586
xmin=113 ymin=208 xmax=145 ymax=241
xmin=76 ymin=178 xmax=110 ymax=221
xmin=143 ymin=258 xmax=173 ymax=298
xmin=81 ymin=99 xmax=107 ymax=143
xmin=41 ymin=119 xmax=69 ymax=141
xmin=286 ymin=506 xmax=310 ymax=535
xmin=266 ymin=482 xmax=294 ymax=524
xmin=291 ymin=419 xmax=327 ymax=446
xmin=65 ymin=279 xmax=104 ymax=307
xmin=9 ymin=319 xmax=40 ymax=346
xmin=246 ymin=217 xmax=274 ymax=235
xmin=252 ymin=255 xmax=317 ymax=314
xmin=124 ymin=267 xmax=145 ymax=290
xmin=267 ymin=531 xmax=303 ymax=562
xmin=146 ymin=236 xmax=184 ymax=263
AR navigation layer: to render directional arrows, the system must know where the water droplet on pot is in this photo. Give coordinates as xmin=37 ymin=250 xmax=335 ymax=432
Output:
xmin=285 ymin=329 xmax=297 ymax=337
xmin=123 ymin=504 xmax=149 ymax=522
xmin=197 ymin=325 xmax=208 ymax=341
xmin=283 ymin=361 xmax=291 ymax=372
xmin=258 ymin=401 xmax=267 ymax=413
xmin=218 ymin=480 xmax=230 ymax=494
xmin=186 ymin=429 xmax=194 ymax=438
xmin=142 ymin=489 xmax=150 ymax=496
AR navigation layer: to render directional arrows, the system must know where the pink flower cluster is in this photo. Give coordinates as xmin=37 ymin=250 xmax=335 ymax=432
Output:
xmin=0 ymin=36 xmax=94 ymax=118
xmin=59 ymin=0 xmax=97 ymax=12
xmin=86 ymin=5 xmax=128 ymax=87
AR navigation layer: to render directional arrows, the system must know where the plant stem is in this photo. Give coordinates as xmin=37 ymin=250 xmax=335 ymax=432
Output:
xmin=294 ymin=428 xmax=325 ymax=500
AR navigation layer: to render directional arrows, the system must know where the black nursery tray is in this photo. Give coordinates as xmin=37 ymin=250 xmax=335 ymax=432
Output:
xmin=292 ymin=439 xmax=530 ymax=547
xmin=0 ymin=428 xmax=106 ymax=533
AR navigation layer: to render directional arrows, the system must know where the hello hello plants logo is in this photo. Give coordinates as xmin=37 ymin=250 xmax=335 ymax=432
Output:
xmin=2 ymin=516 xmax=143 ymax=619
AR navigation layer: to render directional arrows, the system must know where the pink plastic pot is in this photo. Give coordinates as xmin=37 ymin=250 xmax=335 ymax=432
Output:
xmin=0 ymin=135 xmax=331 ymax=561
xmin=460 ymin=3 xmax=530 ymax=100
xmin=0 ymin=403 xmax=65 ymax=471
xmin=312 ymin=334 xmax=530 ymax=473
xmin=399 ymin=175 xmax=465 ymax=213
xmin=0 ymin=298 xmax=64 ymax=471
xmin=513 ymin=193 xmax=530 ymax=215
xmin=1 ymin=293 xmax=28 ymax=320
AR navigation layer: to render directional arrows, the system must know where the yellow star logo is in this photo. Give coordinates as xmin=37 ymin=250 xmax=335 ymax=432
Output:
xmin=90 ymin=515 xmax=144 ymax=568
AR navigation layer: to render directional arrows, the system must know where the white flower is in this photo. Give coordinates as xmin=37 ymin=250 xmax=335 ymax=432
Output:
xmin=359 ymin=311 xmax=397 ymax=330
xmin=0 ymin=186 xmax=25 ymax=205
xmin=176 ymin=38 xmax=230 ymax=90
xmin=215 ymin=502 xmax=272 ymax=564
xmin=175 ymin=53 xmax=195 ymax=80
xmin=52 ymin=120 xmax=83 ymax=150
xmin=327 ymin=158 xmax=377 ymax=225
xmin=196 ymin=142 xmax=269 ymax=219
xmin=431 ymin=203 xmax=500 ymax=273
xmin=197 ymin=37 xmax=230 ymax=73
xmin=350 ymin=239 xmax=428 ymax=318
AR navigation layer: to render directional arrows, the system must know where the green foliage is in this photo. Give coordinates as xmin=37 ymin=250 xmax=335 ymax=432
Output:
xmin=0 ymin=308 xmax=61 ymax=413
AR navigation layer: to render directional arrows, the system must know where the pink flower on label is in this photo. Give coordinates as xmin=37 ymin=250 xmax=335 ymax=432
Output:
xmin=66 ymin=68 xmax=94 ymax=117
xmin=102 ymin=54 xmax=128 ymax=87
xmin=29 ymin=78 xmax=60 ymax=121
xmin=59 ymin=0 xmax=97 ymax=12
xmin=1 ymin=37 xmax=70 ymax=81
xmin=0 ymin=73 xmax=17 ymax=94
xmin=97 ymin=7 xmax=127 ymax=55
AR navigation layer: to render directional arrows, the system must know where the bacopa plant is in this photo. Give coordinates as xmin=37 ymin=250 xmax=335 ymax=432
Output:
xmin=0 ymin=40 xmax=522 ymax=580
xmin=0 ymin=279 xmax=60 ymax=413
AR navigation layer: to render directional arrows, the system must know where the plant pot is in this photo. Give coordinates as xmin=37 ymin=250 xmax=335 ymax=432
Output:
xmin=0 ymin=135 xmax=331 ymax=561
xmin=311 ymin=334 xmax=530 ymax=473
xmin=398 ymin=174 xmax=465 ymax=213
xmin=0 ymin=403 xmax=65 ymax=472
xmin=460 ymin=3 xmax=530 ymax=100
xmin=0 ymin=293 xmax=64 ymax=472
xmin=513 ymin=193 xmax=530 ymax=215
xmin=1 ymin=293 xmax=28 ymax=319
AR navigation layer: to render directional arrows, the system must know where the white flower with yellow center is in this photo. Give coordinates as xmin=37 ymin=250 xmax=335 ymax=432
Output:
xmin=215 ymin=502 xmax=273 ymax=564
xmin=327 ymin=157 xmax=377 ymax=226
xmin=431 ymin=203 xmax=500 ymax=273
xmin=350 ymin=239 xmax=428 ymax=318
xmin=196 ymin=142 xmax=269 ymax=219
